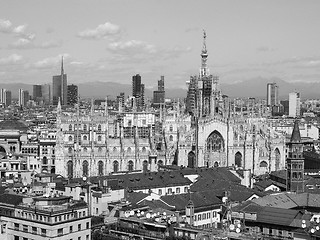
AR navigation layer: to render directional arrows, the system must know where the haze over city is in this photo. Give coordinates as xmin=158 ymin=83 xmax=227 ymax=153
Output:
xmin=1 ymin=0 xmax=320 ymax=90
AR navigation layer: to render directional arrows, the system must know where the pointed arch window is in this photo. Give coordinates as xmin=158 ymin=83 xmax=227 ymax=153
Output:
xmin=82 ymin=161 xmax=89 ymax=177
xmin=98 ymin=161 xmax=103 ymax=176
xmin=98 ymin=135 xmax=102 ymax=142
xmin=69 ymin=124 xmax=73 ymax=131
xmin=113 ymin=161 xmax=119 ymax=173
xmin=98 ymin=124 xmax=102 ymax=131
xmin=83 ymin=124 xmax=87 ymax=131
xmin=68 ymin=135 xmax=73 ymax=142
xmin=128 ymin=160 xmax=134 ymax=172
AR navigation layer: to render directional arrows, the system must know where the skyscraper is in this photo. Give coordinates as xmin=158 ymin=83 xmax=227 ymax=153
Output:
xmin=67 ymin=84 xmax=78 ymax=106
xmin=132 ymin=74 xmax=141 ymax=97
xmin=0 ymin=89 xmax=11 ymax=107
xmin=289 ymin=92 xmax=301 ymax=118
xmin=132 ymin=74 xmax=145 ymax=111
xmin=4 ymin=90 xmax=11 ymax=107
xmin=267 ymin=83 xmax=278 ymax=107
xmin=153 ymin=76 xmax=165 ymax=108
xmin=52 ymin=57 xmax=67 ymax=105
xmin=33 ymin=85 xmax=42 ymax=103
xmin=18 ymin=89 xmax=29 ymax=107
xmin=41 ymin=84 xmax=51 ymax=105
xmin=158 ymin=75 xmax=164 ymax=91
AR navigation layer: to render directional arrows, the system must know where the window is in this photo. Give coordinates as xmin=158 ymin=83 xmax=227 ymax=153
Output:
xmin=14 ymin=223 xmax=19 ymax=230
xmin=70 ymin=226 xmax=73 ymax=233
xmin=168 ymin=188 xmax=172 ymax=194
xmin=169 ymin=125 xmax=173 ymax=132
xmin=98 ymin=124 xmax=102 ymax=131
xmin=69 ymin=124 xmax=73 ymax=131
xmin=86 ymin=235 xmax=90 ymax=240
xmin=78 ymin=237 xmax=81 ymax=240
xmin=86 ymin=221 xmax=89 ymax=229
xmin=98 ymin=135 xmax=102 ymax=141
xmin=69 ymin=135 xmax=73 ymax=142
xmin=41 ymin=228 xmax=47 ymax=236
xmin=176 ymin=187 xmax=180 ymax=194
xmin=23 ymin=225 xmax=28 ymax=232
xmin=58 ymin=228 xmax=63 ymax=236
xmin=158 ymin=189 xmax=162 ymax=195
xmin=83 ymin=135 xmax=87 ymax=141
xmin=83 ymin=125 xmax=87 ymax=131
xmin=32 ymin=226 xmax=37 ymax=234
xmin=78 ymin=224 xmax=81 ymax=231
xmin=169 ymin=135 xmax=173 ymax=141
xmin=184 ymin=187 xmax=188 ymax=193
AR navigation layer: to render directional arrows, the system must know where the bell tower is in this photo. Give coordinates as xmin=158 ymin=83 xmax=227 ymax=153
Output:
xmin=286 ymin=120 xmax=304 ymax=193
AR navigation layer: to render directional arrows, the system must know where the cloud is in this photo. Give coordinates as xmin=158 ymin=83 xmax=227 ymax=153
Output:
xmin=256 ymin=46 xmax=276 ymax=52
xmin=8 ymin=38 xmax=62 ymax=49
xmin=106 ymin=40 xmax=190 ymax=64
xmin=0 ymin=19 xmax=12 ymax=32
xmin=77 ymin=22 xmax=121 ymax=39
xmin=0 ymin=54 xmax=23 ymax=65
xmin=33 ymin=54 xmax=70 ymax=69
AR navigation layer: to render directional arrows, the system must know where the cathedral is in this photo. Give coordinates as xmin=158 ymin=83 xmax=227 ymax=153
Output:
xmin=55 ymin=31 xmax=286 ymax=178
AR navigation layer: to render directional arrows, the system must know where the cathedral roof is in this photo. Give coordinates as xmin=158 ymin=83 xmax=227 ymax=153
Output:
xmin=290 ymin=120 xmax=301 ymax=143
xmin=0 ymin=119 xmax=28 ymax=132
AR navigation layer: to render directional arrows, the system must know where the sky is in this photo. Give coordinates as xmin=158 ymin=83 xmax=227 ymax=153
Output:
xmin=0 ymin=0 xmax=320 ymax=89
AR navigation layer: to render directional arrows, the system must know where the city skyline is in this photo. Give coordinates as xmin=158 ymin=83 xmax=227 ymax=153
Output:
xmin=0 ymin=0 xmax=320 ymax=90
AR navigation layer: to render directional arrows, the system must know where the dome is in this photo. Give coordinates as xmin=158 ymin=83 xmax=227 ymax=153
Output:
xmin=0 ymin=119 xmax=28 ymax=131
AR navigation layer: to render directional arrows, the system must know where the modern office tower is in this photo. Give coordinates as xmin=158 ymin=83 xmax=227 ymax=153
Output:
xmin=67 ymin=84 xmax=78 ymax=106
xmin=41 ymin=84 xmax=51 ymax=105
xmin=289 ymin=92 xmax=301 ymax=118
xmin=131 ymin=74 xmax=145 ymax=111
xmin=18 ymin=89 xmax=29 ymax=107
xmin=132 ymin=74 xmax=142 ymax=97
xmin=158 ymin=75 xmax=165 ymax=91
xmin=33 ymin=84 xmax=42 ymax=103
xmin=286 ymin=120 xmax=304 ymax=193
xmin=0 ymin=89 xmax=12 ymax=107
xmin=4 ymin=90 xmax=11 ymax=107
xmin=0 ymin=89 xmax=5 ymax=104
xmin=267 ymin=83 xmax=278 ymax=107
xmin=153 ymin=76 xmax=165 ymax=108
xmin=52 ymin=57 xmax=67 ymax=105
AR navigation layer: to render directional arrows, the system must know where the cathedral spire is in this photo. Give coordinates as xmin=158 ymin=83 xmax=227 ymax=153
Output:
xmin=200 ymin=30 xmax=209 ymax=77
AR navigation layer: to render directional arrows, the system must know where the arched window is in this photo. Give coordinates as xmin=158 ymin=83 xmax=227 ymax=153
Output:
xmin=275 ymin=148 xmax=281 ymax=171
xmin=98 ymin=161 xmax=103 ymax=176
xmin=83 ymin=135 xmax=87 ymax=141
xmin=157 ymin=160 xmax=163 ymax=166
xmin=188 ymin=152 xmax=195 ymax=168
xmin=142 ymin=147 xmax=147 ymax=153
xmin=235 ymin=152 xmax=242 ymax=168
xmin=113 ymin=147 xmax=117 ymax=152
xmin=169 ymin=125 xmax=173 ymax=132
xmin=82 ymin=161 xmax=89 ymax=177
xmin=42 ymin=156 xmax=48 ymax=165
xmin=83 ymin=124 xmax=87 ymax=131
xmin=169 ymin=135 xmax=173 ymax=141
xmin=260 ymin=161 xmax=268 ymax=168
xmin=67 ymin=160 xmax=73 ymax=178
xmin=128 ymin=160 xmax=134 ymax=172
xmin=113 ymin=161 xmax=119 ymax=173
xmin=83 ymin=147 xmax=87 ymax=152
xmin=214 ymin=162 xmax=219 ymax=167
xmin=98 ymin=124 xmax=102 ymax=131
xmin=206 ymin=131 xmax=224 ymax=152
xmin=69 ymin=124 xmax=73 ymax=131
xmin=68 ymin=135 xmax=73 ymax=142
xmin=68 ymin=147 xmax=73 ymax=153
xmin=98 ymin=147 xmax=102 ymax=152
xmin=127 ymin=147 xmax=131 ymax=153
xmin=98 ymin=135 xmax=102 ymax=142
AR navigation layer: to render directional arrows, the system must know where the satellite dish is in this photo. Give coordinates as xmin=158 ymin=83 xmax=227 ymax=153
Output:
xmin=137 ymin=213 xmax=141 ymax=217
xmin=130 ymin=210 xmax=134 ymax=216
xmin=155 ymin=218 xmax=160 ymax=222
xmin=236 ymin=228 xmax=241 ymax=233
xmin=311 ymin=228 xmax=316 ymax=234
xmin=163 ymin=212 xmax=167 ymax=216
xmin=125 ymin=212 xmax=130 ymax=218
xmin=146 ymin=213 xmax=151 ymax=218
xmin=141 ymin=211 xmax=144 ymax=215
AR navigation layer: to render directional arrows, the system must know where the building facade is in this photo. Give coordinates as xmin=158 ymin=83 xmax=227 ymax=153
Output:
xmin=289 ymin=92 xmax=301 ymax=118
xmin=52 ymin=58 xmax=67 ymax=106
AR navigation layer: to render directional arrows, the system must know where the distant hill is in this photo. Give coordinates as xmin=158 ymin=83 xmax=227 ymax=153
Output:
xmin=1 ymin=78 xmax=319 ymax=99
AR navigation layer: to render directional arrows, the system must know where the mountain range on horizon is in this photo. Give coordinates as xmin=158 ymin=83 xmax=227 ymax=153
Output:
xmin=0 ymin=77 xmax=319 ymax=100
